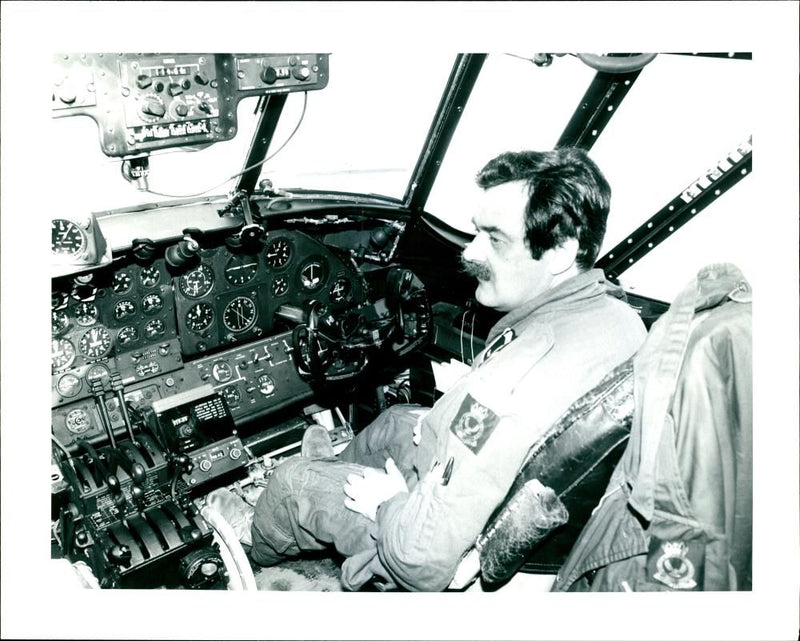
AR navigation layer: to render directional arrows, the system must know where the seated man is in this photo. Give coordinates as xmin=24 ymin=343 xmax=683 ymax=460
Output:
xmin=211 ymin=148 xmax=647 ymax=591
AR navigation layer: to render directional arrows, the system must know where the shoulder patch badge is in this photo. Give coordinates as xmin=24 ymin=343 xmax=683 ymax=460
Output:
xmin=646 ymin=538 xmax=704 ymax=590
xmin=481 ymin=327 xmax=515 ymax=365
xmin=450 ymin=394 xmax=500 ymax=454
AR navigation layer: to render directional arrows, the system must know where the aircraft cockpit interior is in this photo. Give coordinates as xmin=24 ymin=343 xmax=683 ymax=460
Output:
xmin=45 ymin=49 xmax=756 ymax=589
xmin=2 ymin=5 xmax=799 ymax=636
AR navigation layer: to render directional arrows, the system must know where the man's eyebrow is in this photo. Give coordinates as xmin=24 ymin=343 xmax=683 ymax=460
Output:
xmin=472 ymin=221 xmax=510 ymax=238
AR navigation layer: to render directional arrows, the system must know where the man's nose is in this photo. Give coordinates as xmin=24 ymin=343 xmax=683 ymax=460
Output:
xmin=462 ymin=236 xmax=483 ymax=262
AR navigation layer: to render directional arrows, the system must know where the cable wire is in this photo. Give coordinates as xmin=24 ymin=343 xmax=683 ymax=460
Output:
xmin=140 ymin=92 xmax=309 ymax=199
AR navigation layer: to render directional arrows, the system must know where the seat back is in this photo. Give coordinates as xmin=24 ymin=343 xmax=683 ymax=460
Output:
xmin=476 ymin=357 xmax=634 ymax=585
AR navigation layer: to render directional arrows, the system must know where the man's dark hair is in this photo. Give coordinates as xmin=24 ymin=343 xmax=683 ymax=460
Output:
xmin=475 ymin=148 xmax=611 ymax=270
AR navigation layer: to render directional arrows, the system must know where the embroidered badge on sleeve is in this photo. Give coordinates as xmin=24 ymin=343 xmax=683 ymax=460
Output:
xmin=480 ymin=327 xmax=515 ymax=365
xmin=450 ymin=394 xmax=500 ymax=454
xmin=646 ymin=538 xmax=704 ymax=590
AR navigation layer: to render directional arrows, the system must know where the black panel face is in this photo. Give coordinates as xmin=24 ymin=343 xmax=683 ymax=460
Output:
xmin=52 ymin=259 xmax=181 ymax=407
xmin=173 ymin=230 xmax=365 ymax=357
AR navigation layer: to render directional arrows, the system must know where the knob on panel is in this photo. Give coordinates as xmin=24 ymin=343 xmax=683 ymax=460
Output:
xmin=141 ymin=97 xmax=166 ymax=118
xmin=261 ymin=66 xmax=278 ymax=85
xmin=292 ymin=66 xmax=311 ymax=81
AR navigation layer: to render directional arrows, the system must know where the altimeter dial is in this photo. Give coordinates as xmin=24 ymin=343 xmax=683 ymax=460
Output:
xmin=79 ymin=326 xmax=113 ymax=359
xmin=185 ymin=302 xmax=214 ymax=333
xmin=179 ymin=264 xmax=215 ymax=298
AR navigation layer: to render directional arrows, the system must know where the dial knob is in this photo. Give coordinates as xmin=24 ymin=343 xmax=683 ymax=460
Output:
xmin=199 ymin=460 xmax=212 ymax=472
xmin=136 ymin=74 xmax=153 ymax=90
xmin=292 ymin=66 xmax=310 ymax=81
xmin=261 ymin=66 xmax=278 ymax=84
xmin=141 ymin=98 xmax=166 ymax=118
xmin=174 ymin=102 xmax=189 ymax=117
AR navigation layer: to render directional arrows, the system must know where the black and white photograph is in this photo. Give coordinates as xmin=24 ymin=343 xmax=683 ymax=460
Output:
xmin=1 ymin=2 xmax=798 ymax=639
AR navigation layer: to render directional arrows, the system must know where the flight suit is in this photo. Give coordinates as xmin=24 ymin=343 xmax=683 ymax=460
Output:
xmin=249 ymin=269 xmax=647 ymax=590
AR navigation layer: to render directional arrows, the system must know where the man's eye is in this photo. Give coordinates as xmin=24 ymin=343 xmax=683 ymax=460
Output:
xmin=489 ymin=235 xmax=502 ymax=245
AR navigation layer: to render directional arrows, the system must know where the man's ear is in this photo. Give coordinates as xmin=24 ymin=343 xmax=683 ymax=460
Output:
xmin=547 ymin=238 xmax=579 ymax=276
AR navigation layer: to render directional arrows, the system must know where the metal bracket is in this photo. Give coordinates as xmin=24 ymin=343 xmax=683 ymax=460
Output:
xmin=235 ymin=94 xmax=288 ymax=196
xmin=596 ymin=138 xmax=753 ymax=281
xmin=404 ymin=54 xmax=486 ymax=212
xmin=557 ymin=67 xmax=644 ymax=150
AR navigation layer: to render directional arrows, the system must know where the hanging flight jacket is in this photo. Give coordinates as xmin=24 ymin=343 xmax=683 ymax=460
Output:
xmin=553 ymin=263 xmax=752 ymax=592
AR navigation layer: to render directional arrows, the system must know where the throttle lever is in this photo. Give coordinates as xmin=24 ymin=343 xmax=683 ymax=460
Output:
xmin=110 ymin=373 xmax=137 ymax=443
xmin=90 ymin=379 xmax=116 ymax=448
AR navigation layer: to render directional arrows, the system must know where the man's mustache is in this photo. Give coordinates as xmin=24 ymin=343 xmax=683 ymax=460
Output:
xmin=460 ymin=255 xmax=491 ymax=281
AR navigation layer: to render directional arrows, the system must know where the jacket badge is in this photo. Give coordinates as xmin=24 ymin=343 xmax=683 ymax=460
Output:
xmin=652 ymin=540 xmax=698 ymax=590
xmin=481 ymin=328 xmax=515 ymax=365
xmin=450 ymin=394 xmax=499 ymax=454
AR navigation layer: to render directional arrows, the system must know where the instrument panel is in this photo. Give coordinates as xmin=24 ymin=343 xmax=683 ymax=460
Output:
xmin=51 ymin=230 xmax=367 ymax=435
xmin=174 ymin=230 xmax=365 ymax=356
xmin=52 ymin=53 xmax=330 ymax=157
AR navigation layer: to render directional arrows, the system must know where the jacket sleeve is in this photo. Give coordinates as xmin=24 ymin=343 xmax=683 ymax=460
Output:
xmin=372 ymin=398 xmax=565 ymax=591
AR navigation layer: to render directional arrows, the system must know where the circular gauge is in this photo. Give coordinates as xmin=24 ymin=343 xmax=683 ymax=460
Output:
xmin=223 ymin=296 xmax=257 ymax=332
xmin=258 ymin=374 xmax=276 ymax=396
xmin=65 ymin=408 xmax=92 ymax=435
xmin=299 ymin=259 xmax=328 ymax=292
xmin=70 ymin=281 xmax=97 ymax=301
xmin=52 ymin=291 xmax=68 ymax=309
xmin=52 ymin=338 xmax=77 ymax=371
xmin=179 ymin=264 xmax=215 ymax=298
xmin=144 ymin=318 xmax=166 ymax=339
xmin=79 ymin=326 xmax=113 ymax=359
xmin=329 ymin=277 xmax=351 ymax=304
xmin=56 ymin=373 xmax=82 ymax=398
xmin=117 ymin=326 xmax=139 ymax=346
xmin=52 ymin=309 xmax=69 ymax=335
xmin=221 ymin=385 xmax=241 ymax=409
xmin=212 ymin=361 xmax=233 ymax=383
xmin=86 ymin=363 xmax=110 ymax=388
xmin=142 ymin=292 xmax=164 ymax=315
xmin=225 ymin=254 xmax=259 ymax=286
xmin=265 ymin=239 xmax=292 ymax=269
xmin=113 ymin=299 xmax=137 ymax=321
xmin=52 ymin=219 xmax=87 ymax=257
xmin=271 ymin=277 xmax=289 ymax=297
xmin=112 ymin=271 xmax=133 ymax=294
xmin=140 ymin=265 xmax=161 ymax=288
xmin=185 ymin=302 xmax=215 ymax=333
xmin=75 ymin=302 xmax=99 ymax=326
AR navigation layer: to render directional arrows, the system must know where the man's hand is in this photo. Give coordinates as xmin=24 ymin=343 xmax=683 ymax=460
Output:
xmin=343 ymin=458 xmax=409 ymax=521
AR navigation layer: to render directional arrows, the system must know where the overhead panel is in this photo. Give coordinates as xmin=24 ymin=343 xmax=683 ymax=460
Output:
xmin=52 ymin=53 xmax=329 ymax=157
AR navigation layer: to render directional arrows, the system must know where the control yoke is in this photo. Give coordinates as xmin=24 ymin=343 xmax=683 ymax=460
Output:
xmin=291 ymin=268 xmax=431 ymax=382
